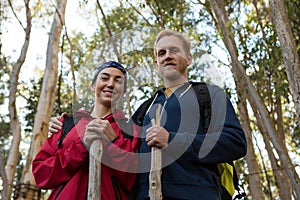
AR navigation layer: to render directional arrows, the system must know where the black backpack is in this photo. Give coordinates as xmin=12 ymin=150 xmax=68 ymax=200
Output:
xmin=131 ymin=82 xmax=246 ymax=200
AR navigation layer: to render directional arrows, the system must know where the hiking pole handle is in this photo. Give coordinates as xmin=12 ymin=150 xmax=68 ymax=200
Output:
xmin=88 ymin=139 xmax=103 ymax=200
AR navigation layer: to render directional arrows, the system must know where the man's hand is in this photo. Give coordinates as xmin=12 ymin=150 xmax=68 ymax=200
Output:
xmin=145 ymin=125 xmax=169 ymax=148
xmin=48 ymin=113 xmax=66 ymax=136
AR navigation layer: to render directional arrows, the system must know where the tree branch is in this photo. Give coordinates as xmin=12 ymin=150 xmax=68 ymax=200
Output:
xmin=8 ymin=0 xmax=25 ymax=30
xmin=96 ymin=0 xmax=120 ymax=61
xmin=127 ymin=2 xmax=153 ymax=27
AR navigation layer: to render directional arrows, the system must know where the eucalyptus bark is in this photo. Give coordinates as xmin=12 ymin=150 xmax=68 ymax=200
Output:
xmin=274 ymin=94 xmax=292 ymax=199
xmin=231 ymin=50 xmax=265 ymax=199
xmin=244 ymin=81 xmax=291 ymax=199
xmin=18 ymin=0 xmax=68 ymax=199
xmin=243 ymin=83 xmax=291 ymax=199
xmin=209 ymin=0 xmax=300 ymax=198
xmin=6 ymin=0 xmax=32 ymax=199
xmin=236 ymin=88 xmax=265 ymax=200
xmin=270 ymin=0 xmax=300 ymax=130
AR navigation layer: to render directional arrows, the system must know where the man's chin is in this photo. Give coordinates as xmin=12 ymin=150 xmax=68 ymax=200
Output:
xmin=163 ymin=70 xmax=182 ymax=79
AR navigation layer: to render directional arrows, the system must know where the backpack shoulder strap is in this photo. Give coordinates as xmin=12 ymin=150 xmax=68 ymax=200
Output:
xmin=191 ymin=82 xmax=245 ymax=198
xmin=131 ymin=96 xmax=156 ymax=126
xmin=116 ymin=118 xmax=134 ymax=141
xmin=57 ymin=115 xmax=81 ymax=147
xmin=191 ymin=82 xmax=211 ymax=133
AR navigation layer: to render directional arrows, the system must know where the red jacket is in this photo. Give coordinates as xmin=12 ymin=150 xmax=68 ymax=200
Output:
xmin=32 ymin=110 xmax=141 ymax=200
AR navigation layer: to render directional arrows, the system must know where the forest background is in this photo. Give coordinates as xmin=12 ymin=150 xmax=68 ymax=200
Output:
xmin=0 ymin=0 xmax=300 ymax=199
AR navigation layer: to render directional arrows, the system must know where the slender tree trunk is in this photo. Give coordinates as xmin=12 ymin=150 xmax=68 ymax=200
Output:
xmin=0 ymin=150 xmax=9 ymax=200
xmin=236 ymin=89 xmax=265 ymax=200
xmin=252 ymin=0 xmax=292 ymax=196
xmin=18 ymin=0 xmax=68 ymax=199
xmin=6 ymin=0 xmax=32 ymax=199
xmin=269 ymin=0 xmax=300 ymax=130
xmin=209 ymin=0 xmax=300 ymax=198
xmin=245 ymin=81 xmax=292 ymax=199
xmin=232 ymin=56 xmax=265 ymax=199
xmin=253 ymin=133 xmax=274 ymax=199
xmin=248 ymin=92 xmax=291 ymax=199
xmin=274 ymin=94 xmax=292 ymax=199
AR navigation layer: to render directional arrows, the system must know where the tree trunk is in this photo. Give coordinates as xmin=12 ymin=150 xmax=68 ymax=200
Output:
xmin=0 ymin=150 xmax=9 ymax=200
xmin=209 ymin=0 xmax=300 ymax=198
xmin=236 ymin=91 xmax=265 ymax=199
xmin=6 ymin=0 xmax=32 ymax=199
xmin=249 ymin=93 xmax=291 ymax=199
xmin=232 ymin=56 xmax=265 ymax=199
xmin=269 ymin=0 xmax=300 ymax=130
xmin=274 ymin=93 xmax=292 ymax=199
xmin=17 ymin=0 xmax=68 ymax=199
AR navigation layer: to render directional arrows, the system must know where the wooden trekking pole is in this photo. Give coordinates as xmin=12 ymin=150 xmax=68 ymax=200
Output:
xmin=149 ymin=104 xmax=162 ymax=200
xmin=88 ymin=139 xmax=103 ymax=200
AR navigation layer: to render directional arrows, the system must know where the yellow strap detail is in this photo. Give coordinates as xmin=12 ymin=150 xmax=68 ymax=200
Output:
xmin=217 ymin=163 xmax=235 ymax=196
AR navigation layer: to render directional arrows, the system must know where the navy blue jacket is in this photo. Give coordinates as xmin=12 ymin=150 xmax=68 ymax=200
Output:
xmin=134 ymin=82 xmax=247 ymax=200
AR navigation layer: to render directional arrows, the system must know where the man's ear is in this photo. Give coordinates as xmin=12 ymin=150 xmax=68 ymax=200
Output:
xmin=154 ymin=59 xmax=159 ymax=68
xmin=186 ymin=53 xmax=192 ymax=66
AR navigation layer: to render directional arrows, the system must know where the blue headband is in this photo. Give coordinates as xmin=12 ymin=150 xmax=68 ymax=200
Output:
xmin=92 ymin=61 xmax=127 ymax=92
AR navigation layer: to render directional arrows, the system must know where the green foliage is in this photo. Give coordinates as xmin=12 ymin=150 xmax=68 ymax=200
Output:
xmin=0 ymin=54 xmax=11 ymax=105
xmin=21 ymin=78 xmax=42 ymax=133
xmin=53 ymin=66 xmax=75 ymax=115
xmin=0 ymin=50 xmax=12 ymax=157
xmin=0 ymin=115 xmax=10 ymax=151
xmin=4 ymin=1 xmax=300 ymax=198
xmin=21 ymin=74 xmax=73 ymax=133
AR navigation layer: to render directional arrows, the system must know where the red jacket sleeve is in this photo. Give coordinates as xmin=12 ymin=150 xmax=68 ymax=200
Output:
xmin=32 ymin=123 xmax=89 ymax=189
xmin=101 ymin=123 xmax=141 ymax=190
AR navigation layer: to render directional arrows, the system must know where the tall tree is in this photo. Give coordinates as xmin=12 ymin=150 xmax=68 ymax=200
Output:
xmin=6 ymin=0 xmax=32 ymax=199
xmin=236 ymin=81 xmax=265 ymax=199
xmin=270 ymin=0 xmax=300 ymax=131
xmin=17 ymin=0 xmax=68 ymax=199
xmin=209 ymin=0 xmax=300 ymax=198
xmin=2 ymin=0 xmax=299 ymax=198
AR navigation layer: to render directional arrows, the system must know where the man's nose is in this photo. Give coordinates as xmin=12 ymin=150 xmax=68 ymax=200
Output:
xmin=165 ymin=49 xmax=173 ymax=57
xmin=164 ymin=49 xmax=174 ymax=60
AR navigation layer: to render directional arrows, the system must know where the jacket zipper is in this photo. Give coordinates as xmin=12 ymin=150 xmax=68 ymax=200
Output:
xmin=53 ymin=183 xmax=66 ymax=200
xmin=111 ymin=175 xmax=122 ymax=200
